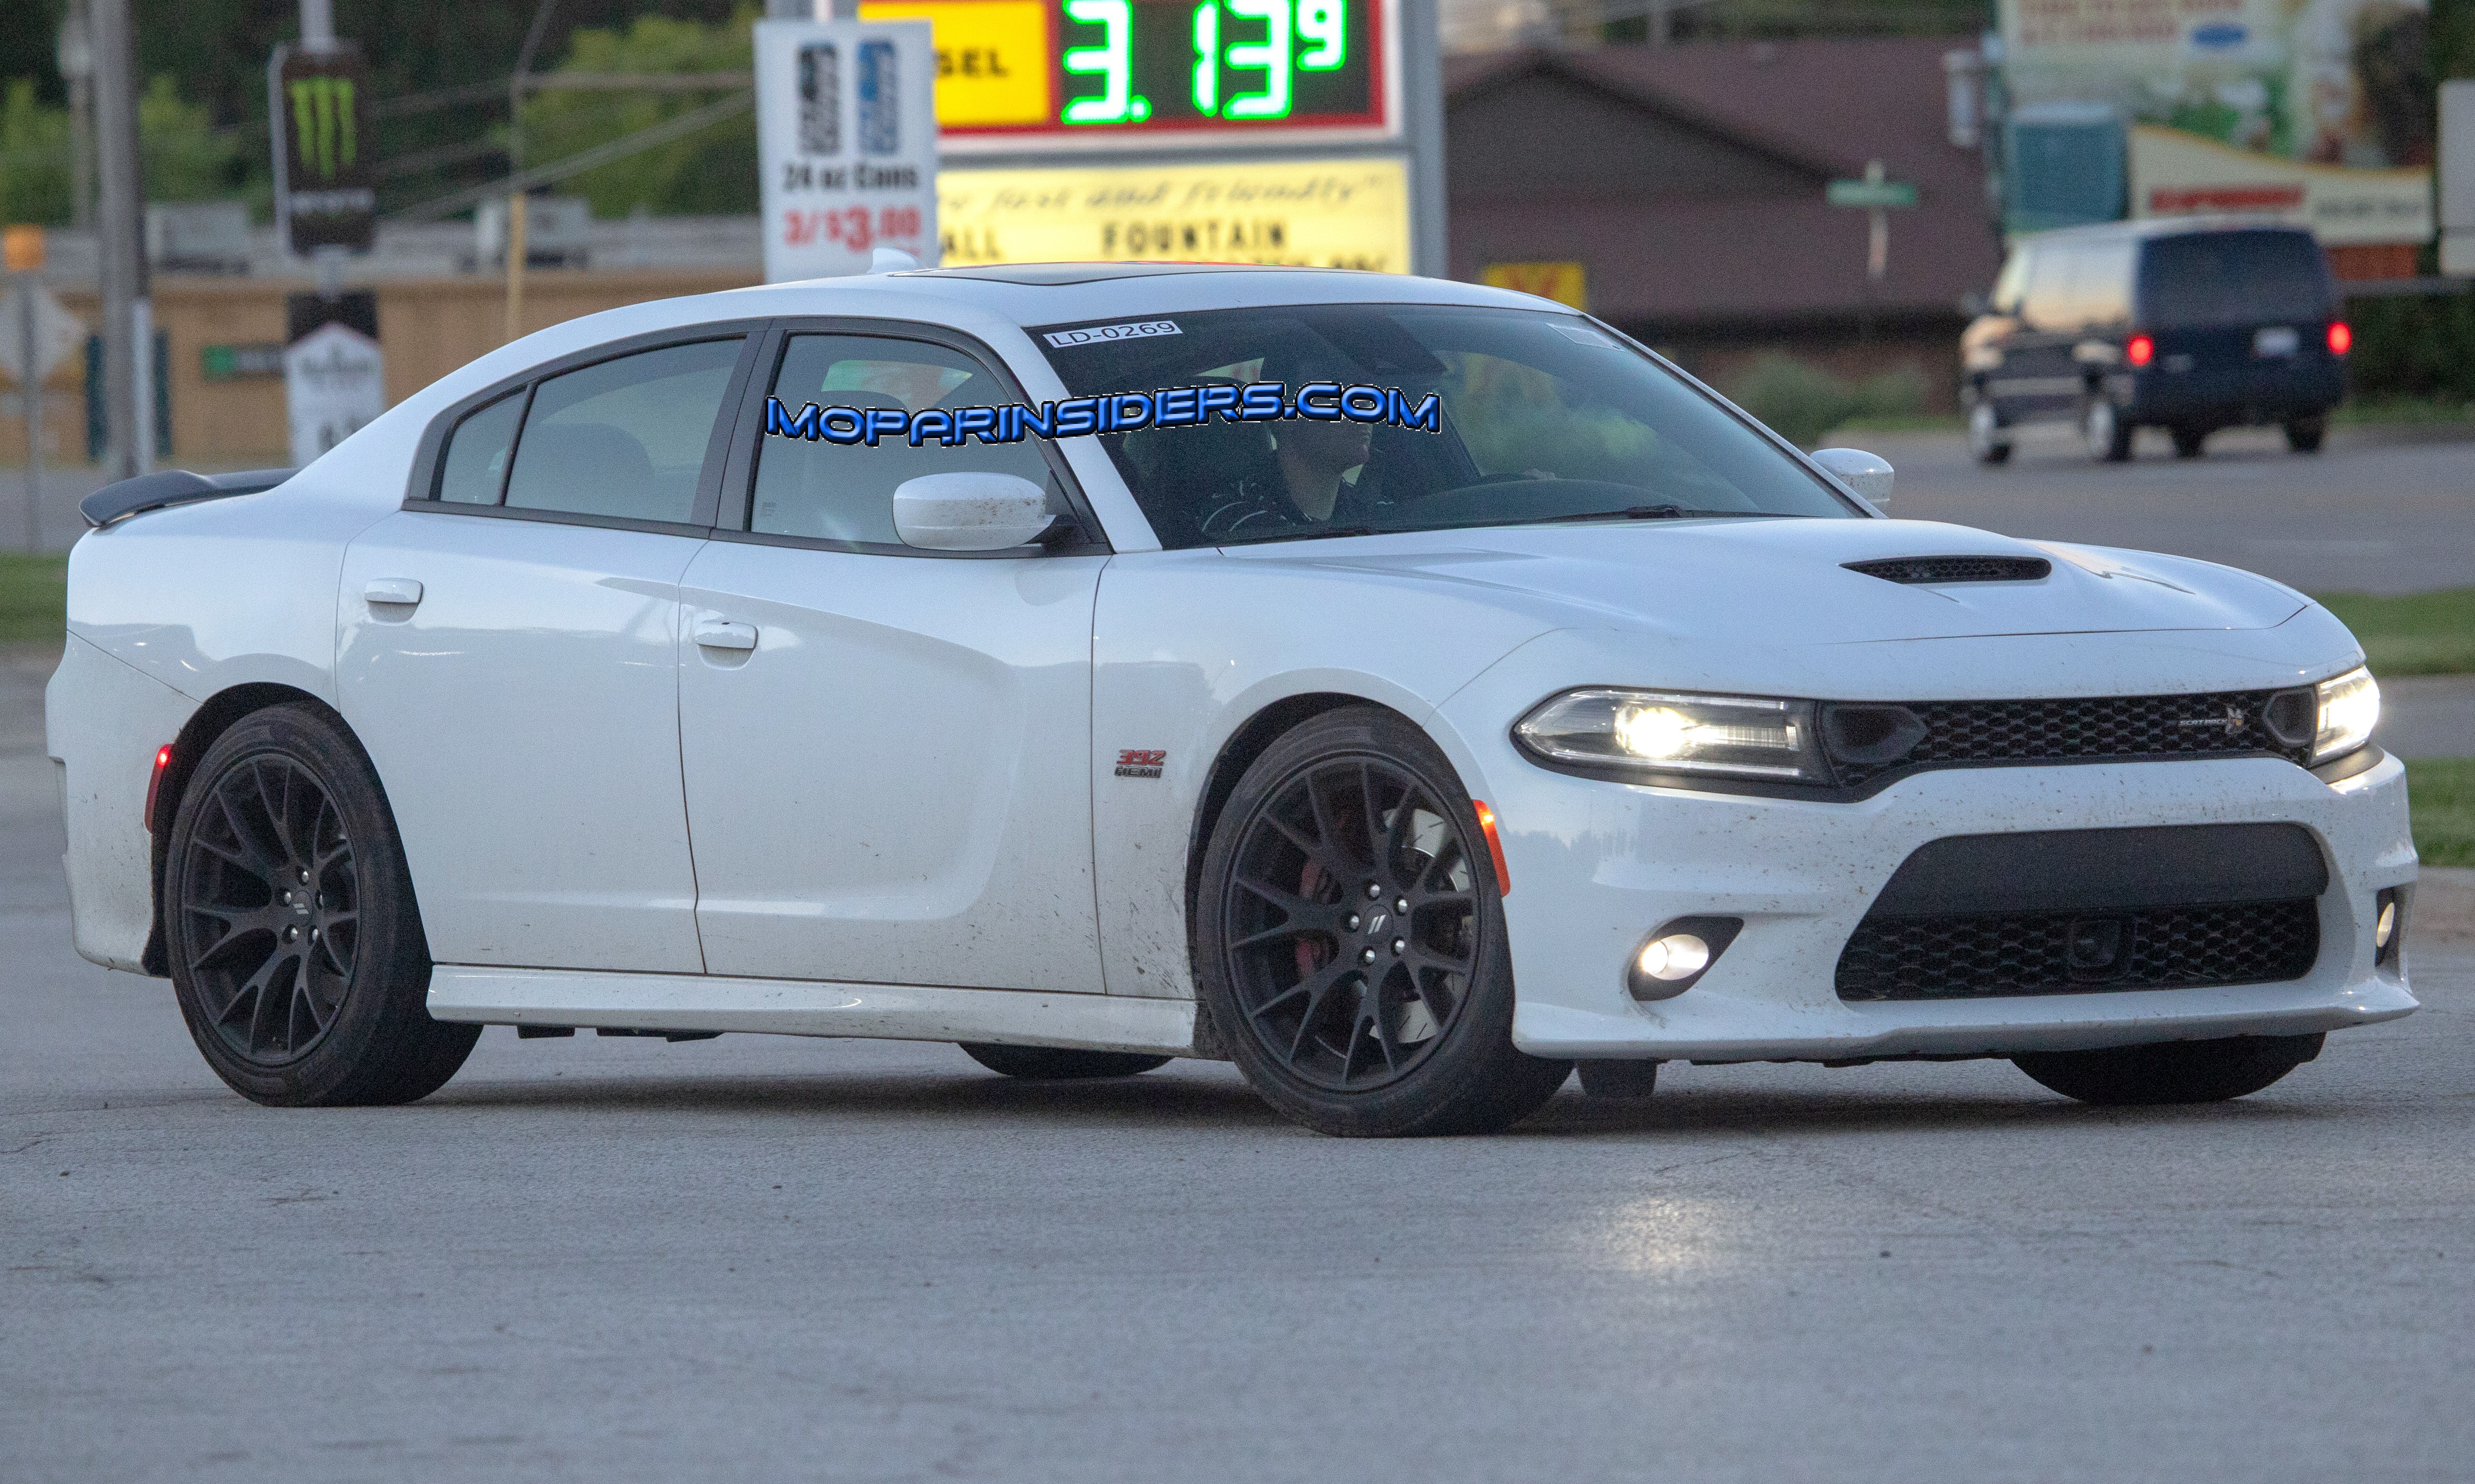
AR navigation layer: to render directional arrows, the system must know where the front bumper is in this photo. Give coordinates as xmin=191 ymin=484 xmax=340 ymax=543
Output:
xmin=1465 ymin=742 xmax=2417 ymax=1063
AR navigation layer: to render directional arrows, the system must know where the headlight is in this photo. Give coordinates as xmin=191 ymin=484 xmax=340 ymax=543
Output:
xmin=2312 ymin=666 xmax=2379 ymax=764
xmin=1514 ymin=688 xmax=1829 ymax=782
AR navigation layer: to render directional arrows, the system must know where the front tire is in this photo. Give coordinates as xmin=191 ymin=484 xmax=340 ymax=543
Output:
xmin=1967 ymin=399 xmax=2012 ymax=465
xmin=1196 ymin=707 xmax=1572 ymax=1136
xmin=2171 ymin=424 xmax=2208 ymax=458
xmin=2013 ymin=1033 xmax=2323 ymax=1105
xmin=164 ymin=704 xmax=478 ymax=1106
xmin=2083 ymin=395 xmax=2133 ymax=462
xmin=959 ymin=1044 xmax=1171 ymax=1079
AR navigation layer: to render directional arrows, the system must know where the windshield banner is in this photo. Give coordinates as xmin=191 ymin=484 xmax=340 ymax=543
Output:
xmin=764 ymin=381 xmax=1441 ymax=447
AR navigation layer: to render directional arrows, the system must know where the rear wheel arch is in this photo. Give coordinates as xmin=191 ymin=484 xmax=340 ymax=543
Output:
xmin=145 ymin=687 xmax=405 ymax=976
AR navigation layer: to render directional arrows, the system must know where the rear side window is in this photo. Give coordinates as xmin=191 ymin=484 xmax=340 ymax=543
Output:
xmin=2140 ymin=232 xmax=2331 ymax=326
xmin=437 ymin=391 xmax=524 ymax=504
xmin=747 ymin=334 xmax=1054 ymax=546
xmin=501 ymin=338 xmax=743 ymax=523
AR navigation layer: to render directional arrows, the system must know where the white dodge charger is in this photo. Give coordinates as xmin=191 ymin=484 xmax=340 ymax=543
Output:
xmin=47 ymin=265 xmax=2418 ymax=1136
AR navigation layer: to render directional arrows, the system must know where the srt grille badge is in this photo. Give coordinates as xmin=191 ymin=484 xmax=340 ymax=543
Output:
xmin=2177 ymin=705 xmax=2247 ymax=737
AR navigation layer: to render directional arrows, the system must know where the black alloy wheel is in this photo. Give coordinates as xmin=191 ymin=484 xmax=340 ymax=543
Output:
xmin=1197 ymin=707 xmax=1571 ymax=1136
xmin=166 ymin=705 xmax=478 ymax=1106
xmin=177 ymin=754 xmax=359 ymax=1064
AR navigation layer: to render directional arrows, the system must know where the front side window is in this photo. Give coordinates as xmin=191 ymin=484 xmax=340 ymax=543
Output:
xmin=748 ymin=334 xmax=1056 ymax=545
xmin=1034 ymin=304 xmax=1857 ymax=549
xmin=499 ymin=338 xmax=743 ymax=523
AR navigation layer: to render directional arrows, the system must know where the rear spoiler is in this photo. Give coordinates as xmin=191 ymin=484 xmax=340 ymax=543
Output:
xmin=80 ymin=467 xmax=294 ymax=530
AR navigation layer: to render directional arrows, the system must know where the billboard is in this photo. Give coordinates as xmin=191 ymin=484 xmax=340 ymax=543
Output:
xmin=937 ymin=156 xmax=1408 ymax=268
xmin=755 ymin=18 xmax=942 ymax=279
xmin=269 ymin=45 xmax=377 ymax=254
xmin=2000 ymin=0 xmax=2433 ymax=244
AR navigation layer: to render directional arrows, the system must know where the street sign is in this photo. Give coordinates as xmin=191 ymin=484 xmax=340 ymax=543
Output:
xmin=1481 ymin=260 xmax=1585 ymax=309
xmin=285 ymin=291 xmax=383 ymax=467
xmin=856 ymin=0 xmax=1399 ymax=153
xmin=755 ymin=18 xmax=942 ymax=280
xmin=270 ymin=44 xmax=377 ymax=254
xmin=0 ymin=281 xmax=85 ymax=387
xmin=1826 ymin=178 xmax=1918 ymax=210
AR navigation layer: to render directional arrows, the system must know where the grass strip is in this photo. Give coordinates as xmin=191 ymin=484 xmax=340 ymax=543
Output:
xmin=0 ymin=554 xmax=67 ymax=646
xmin=2313 ymin=588 xmax=2475 ymax=677
xmin=2408 ymin=759 xmax=2475 ymax=869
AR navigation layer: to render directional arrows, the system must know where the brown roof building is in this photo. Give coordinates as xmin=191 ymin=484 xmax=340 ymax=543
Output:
xmin=1446 ymin=37 xmax=2002 ymax=404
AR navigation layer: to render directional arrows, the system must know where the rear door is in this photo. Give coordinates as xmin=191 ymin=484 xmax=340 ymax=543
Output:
xmin=675 ymin=323 xmax=1111 ymax=992
xmin=337 ymin=330 xmax=756 ymax=971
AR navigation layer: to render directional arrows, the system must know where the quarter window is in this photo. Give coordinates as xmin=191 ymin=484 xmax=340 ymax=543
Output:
xmin=437 ymin=391 xmax=524 ymax=504
xmin=749 ymin=334 xmax=1054 ymax=545
xmin=500 ymin=338 xmax=743 ymax=523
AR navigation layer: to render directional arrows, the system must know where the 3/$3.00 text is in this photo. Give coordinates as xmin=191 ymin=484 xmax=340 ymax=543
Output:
xmin=762 ymin=382 xmax=1444 ymax=448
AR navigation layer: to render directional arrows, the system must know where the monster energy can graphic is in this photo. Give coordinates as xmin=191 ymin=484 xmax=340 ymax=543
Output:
xmin=797 ymin=42 xmax=839 ymax=156
xmin=857 ymin=38 xmax=899 ymax=156
xmin=269 ymin=44 xmax=377 ymax=254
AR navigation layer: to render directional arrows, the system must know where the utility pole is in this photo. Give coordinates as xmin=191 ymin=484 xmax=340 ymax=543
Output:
xmin=90 ymin=0 xmax=147 ymax=479
xmin=505 ymin=0 xmax=561 ymax=345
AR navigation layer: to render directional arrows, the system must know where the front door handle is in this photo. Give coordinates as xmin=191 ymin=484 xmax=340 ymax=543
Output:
xmin=364 ymin=577 xmax=423 ymax=607
xmin=693 ymin=619 xmax=758 ymax=651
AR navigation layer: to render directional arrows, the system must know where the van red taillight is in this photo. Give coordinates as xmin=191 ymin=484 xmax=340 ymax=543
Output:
xmin=143 ymin=744 xmax=172 ymax=833
xmin=2328 ymin=321 xmax=2352 ymax=355
xmin=2125 ymin=334 xmax=2155 ymax=367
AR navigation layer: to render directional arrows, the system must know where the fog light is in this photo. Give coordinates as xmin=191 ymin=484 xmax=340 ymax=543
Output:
xmin=2375 ymin=887 xmax=2403 ymax=969
xmin=1626 ymin=916 xmax=1743 ymax=1001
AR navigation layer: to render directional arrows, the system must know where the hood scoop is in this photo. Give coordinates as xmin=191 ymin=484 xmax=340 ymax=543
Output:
xmin=1844 ymin=555 xmax=2053 ymax=586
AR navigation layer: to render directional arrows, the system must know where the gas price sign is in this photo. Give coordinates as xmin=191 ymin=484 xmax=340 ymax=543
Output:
xmin=857 ymin=0 xmax=1396 ymax=150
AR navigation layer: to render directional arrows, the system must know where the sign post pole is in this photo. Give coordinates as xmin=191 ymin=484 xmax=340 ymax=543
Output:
xmin=1826 ymin=162 xmax=1919 ymax=343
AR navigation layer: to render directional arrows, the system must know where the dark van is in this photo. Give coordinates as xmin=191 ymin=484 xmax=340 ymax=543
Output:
xmin=1960 ymin=220 xmax=2348 ymax=464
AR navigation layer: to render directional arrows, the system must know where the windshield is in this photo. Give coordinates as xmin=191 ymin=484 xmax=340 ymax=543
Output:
xmin=1031 ymin=303 xmax=1858 ymax=548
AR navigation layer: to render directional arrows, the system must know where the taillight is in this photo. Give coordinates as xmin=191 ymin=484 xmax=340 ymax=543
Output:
xmin=143 ymin=744 xmax=173 ymax=834
xmin=2125 ymin=333 xmax=2155 ymax=367
xmin=2328 ymin=321 xmax=2352 ymax=356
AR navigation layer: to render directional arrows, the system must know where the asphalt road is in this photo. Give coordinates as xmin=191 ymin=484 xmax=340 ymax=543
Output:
xmin=6 ymin=669 xmax=2474 ymax=1479
xmin=9 ymin=421 xmax=2474 ymax=594
xmin=1849 ymin=424 xmax=2475 ymax=596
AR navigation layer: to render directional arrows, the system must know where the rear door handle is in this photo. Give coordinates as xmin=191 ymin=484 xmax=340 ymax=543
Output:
xmin=364 ymin=577 xmax=423 ymax=607
xmin=694 ymin=619 xmax=758 ymax=651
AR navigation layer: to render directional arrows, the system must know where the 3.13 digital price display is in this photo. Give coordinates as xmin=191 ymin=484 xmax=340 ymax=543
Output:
xmin=859 ymin=0 xmax=1395 ymax=148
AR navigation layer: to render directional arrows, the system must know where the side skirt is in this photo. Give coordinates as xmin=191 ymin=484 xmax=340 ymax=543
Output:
xmin=427 ymin=967 xmax=1200 ymax=1055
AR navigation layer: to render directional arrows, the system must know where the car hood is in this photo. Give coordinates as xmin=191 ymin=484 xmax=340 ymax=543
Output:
xmin=1231 ymin=517 xmax=2309 ymax=644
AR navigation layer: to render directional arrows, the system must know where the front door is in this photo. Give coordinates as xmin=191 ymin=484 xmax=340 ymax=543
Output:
xmin=337 ymin=333 xmax=750 ymax=971
xmin=678 ymin=328 xmax=1107 ymax=992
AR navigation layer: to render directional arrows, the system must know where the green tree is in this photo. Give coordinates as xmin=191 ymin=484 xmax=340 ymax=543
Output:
xmin=0 ymin=74 xmax=244 ymax=226
xmin=0 ymin=80 xmax=73 ymax=224
xmin=518 ymin=8 xmax=759 ymax=219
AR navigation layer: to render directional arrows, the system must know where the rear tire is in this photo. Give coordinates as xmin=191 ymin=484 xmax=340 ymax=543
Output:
xmin=2171 ymin=425 xmax=2208 ymax=458
xmin=2083 ymin=395 xmax=2133 ymax=462
xmin=2284 ymin=415 xmax=2327 ymax=453
xmin=1196 ymin=706 xmax=1572 ymax=1136
xmin=164 ymin=704 xmax=478 ymax=1106
xmin=959 ymin=1044 xmax=1171 ymax=1079
xmin=2013 ymin=1033 xmax=2323 ymax=1105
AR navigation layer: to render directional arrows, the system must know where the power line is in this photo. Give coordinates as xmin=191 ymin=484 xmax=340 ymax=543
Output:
xmin=384 ymin=88 xmax=753 ymax=223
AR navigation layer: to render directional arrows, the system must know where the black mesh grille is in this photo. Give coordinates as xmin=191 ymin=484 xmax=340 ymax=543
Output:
xmin=1828 ymin=690 xmax=2313 ymax=789
xmin=1835 ymin=898 xmax=2319 ymax=1002
xmin=1844 ymin=555 xmax=2053 ymax=585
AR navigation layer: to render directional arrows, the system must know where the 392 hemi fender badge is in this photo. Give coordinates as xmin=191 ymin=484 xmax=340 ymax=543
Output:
xmin=1115 ymin=749 xmax=1167 ymax=779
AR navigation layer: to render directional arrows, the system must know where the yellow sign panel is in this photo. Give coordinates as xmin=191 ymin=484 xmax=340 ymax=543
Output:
xmin=939 ymin=157 xmax=1412 ymax=272
xmin=857 ymin=1 xmax=1051 ymax=127
xmin=1481 ymin=261 xmax=1586 ymax=310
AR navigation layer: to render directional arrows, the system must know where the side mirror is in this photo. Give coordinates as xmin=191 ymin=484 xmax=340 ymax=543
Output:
xmin=1811 ymin=446 xmax=1894 ymax=508
xmin=1959 ymin=289 xmax=1991 ymax=319
xmin=891 ymin=471 xmax=1061 ymax=551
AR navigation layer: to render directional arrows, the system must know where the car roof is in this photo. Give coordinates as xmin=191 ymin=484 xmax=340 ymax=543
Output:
xmin=2017 ymin=217 xmax=2319 ymax=247
xmin=708 ymin=263 xmax=1561 ymax=328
